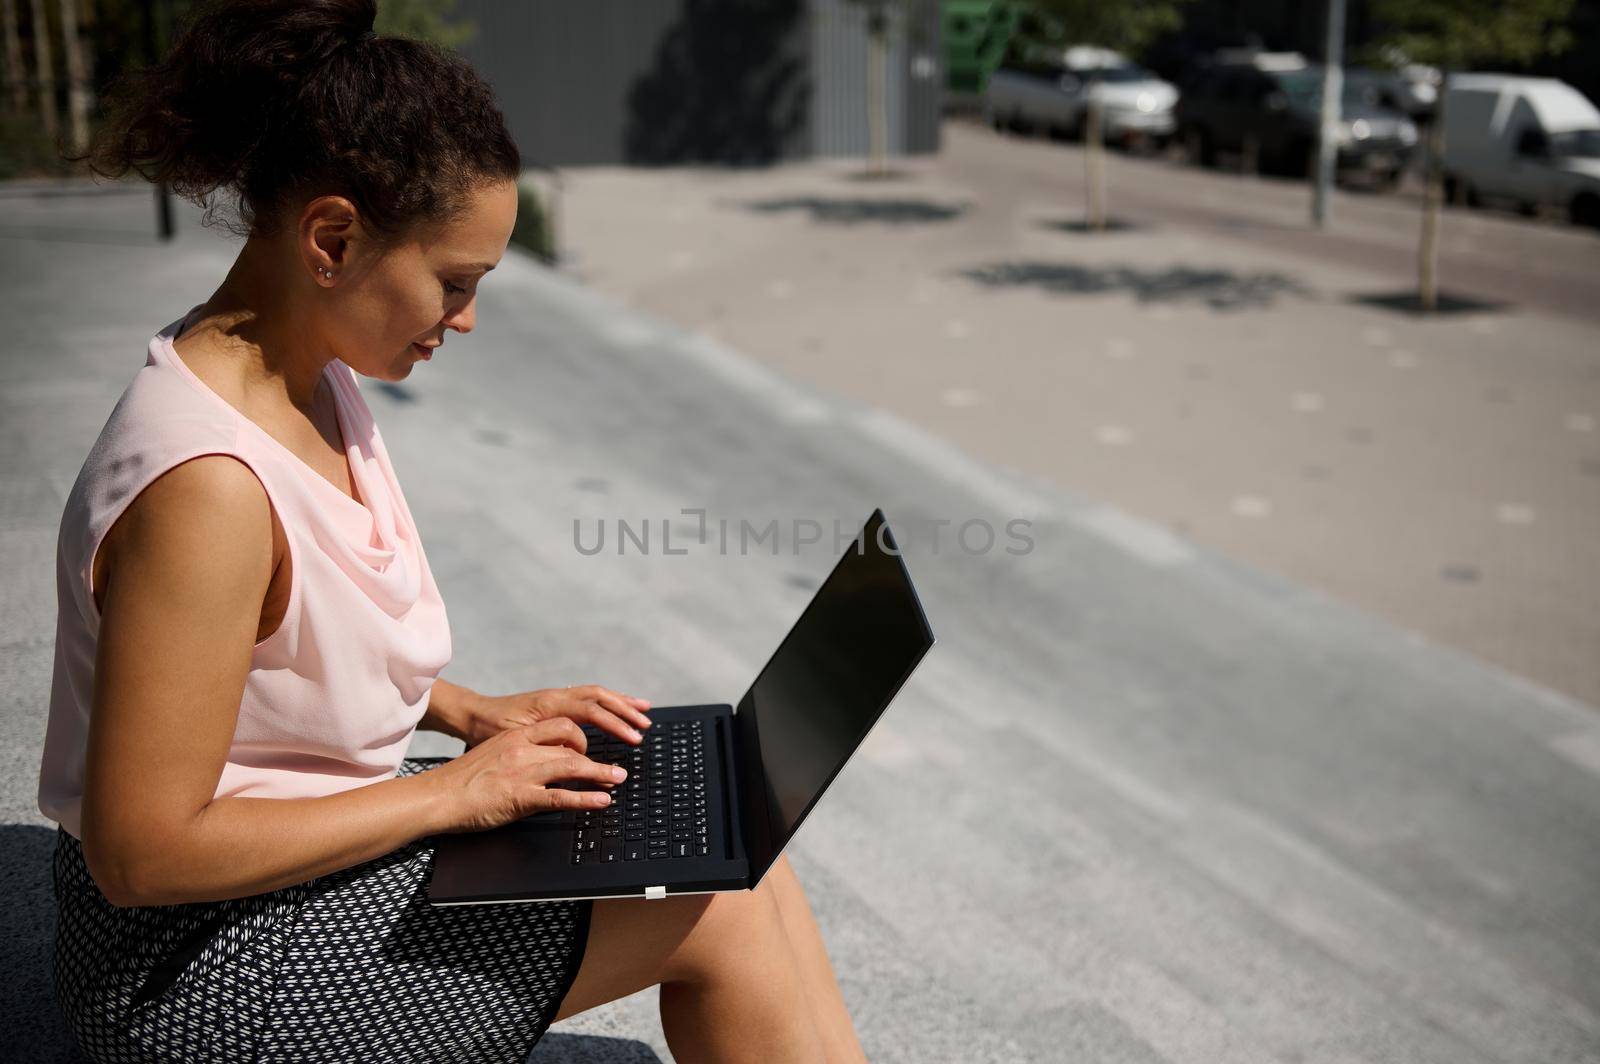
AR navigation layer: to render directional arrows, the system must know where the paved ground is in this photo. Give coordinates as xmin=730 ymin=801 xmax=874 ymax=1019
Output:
xmin=550 ymin=117 xmax=1600 ymax=714
xmin=2 ymin=180 xmax=1600 ymax=1062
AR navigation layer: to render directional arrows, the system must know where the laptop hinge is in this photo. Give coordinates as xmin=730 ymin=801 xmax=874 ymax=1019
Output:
xmin=732 ymin=697 xmax=774 ymax=886
xmin=644 ymin=885 xmax=667 ymax=900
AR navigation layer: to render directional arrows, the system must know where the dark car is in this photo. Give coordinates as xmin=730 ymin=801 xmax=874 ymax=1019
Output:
xmin=1176 ymin=60 xmax=1419 ymax=188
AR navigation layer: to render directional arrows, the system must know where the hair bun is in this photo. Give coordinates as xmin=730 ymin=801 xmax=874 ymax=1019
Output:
xmin=74 ymin=0 xmax=521 ymax=242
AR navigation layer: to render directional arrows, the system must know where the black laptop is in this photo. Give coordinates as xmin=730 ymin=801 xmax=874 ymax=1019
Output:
xmin=425 ymin=509 xmax=935 ymax=905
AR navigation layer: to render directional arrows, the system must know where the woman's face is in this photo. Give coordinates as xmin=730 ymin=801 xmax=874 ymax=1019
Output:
xmin=318 ymin=178 xmax=519 ymax=381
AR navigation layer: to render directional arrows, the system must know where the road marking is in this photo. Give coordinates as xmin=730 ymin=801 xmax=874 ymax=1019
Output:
xmin=1231 ymin=495 xmax=1272 ymax=518
xmin=1094 ymin=424 xmax=1134 ymax=445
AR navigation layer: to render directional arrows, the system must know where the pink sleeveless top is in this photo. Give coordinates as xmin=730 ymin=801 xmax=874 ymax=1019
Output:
xmin=37 ymin=305 xmax=453 ymax=839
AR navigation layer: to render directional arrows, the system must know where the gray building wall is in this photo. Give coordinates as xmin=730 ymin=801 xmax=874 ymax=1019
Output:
xmin=810 ymin=0 xmax=942 ymax=158
xmin=453 ymin=0 xmax=938 ymax=167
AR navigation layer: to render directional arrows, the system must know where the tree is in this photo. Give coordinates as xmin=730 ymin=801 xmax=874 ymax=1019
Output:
xmin=844 ymin=0 xmax=899 ymax=178
xmin=26 ymin=0 xmax=52 ymax=140
xmin=57 ymin=0 xmax=89 ymax=154
xmin=1365 ymin=0 xmax=1575 ymax=311
xmin=373 ymin=0 xmax=477 ymax=50
xmin=1020 ymin=0 xmax=1189 ymax=230
xmin=3 ymin=0 xmax=25 ymax=113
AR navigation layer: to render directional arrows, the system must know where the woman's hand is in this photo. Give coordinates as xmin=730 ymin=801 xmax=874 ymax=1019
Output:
xmin=427 ymin=719 xmax=628 ymax=834
xmin=461 ymin=685 xmax=653 ymax=749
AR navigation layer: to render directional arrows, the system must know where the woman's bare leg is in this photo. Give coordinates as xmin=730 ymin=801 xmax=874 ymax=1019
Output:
xmin=764 ymin=854 xmax=868 ymax=1063
xmin=553 ymin=880 xmax=826 ymax=1063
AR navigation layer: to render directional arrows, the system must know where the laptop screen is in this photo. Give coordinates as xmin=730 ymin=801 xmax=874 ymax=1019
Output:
xmin=736 ymin=510 xmax=935 ymax=882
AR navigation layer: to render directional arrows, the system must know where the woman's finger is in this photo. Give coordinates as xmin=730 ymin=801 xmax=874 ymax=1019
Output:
xmin=575 ymin=699 xmax=644 ymax=744
xmin=532 ymin=752 xmax=628 ymax=790
xmin=573 ymin=685 xmax=653 ymax=722
xmin=530 ymin=786 xmax=616 ymax=813
xmin=592 ymin=690 xmax=652 ymax=732
xmin=519 ymin=717 xmax=586 ymax=754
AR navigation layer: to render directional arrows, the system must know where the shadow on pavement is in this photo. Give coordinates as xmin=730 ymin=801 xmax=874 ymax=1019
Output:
xmin=836 ymin=167 xmax=923 ymax=183
xmin=1039 ymin=216 xmax=1147 ymax=234
xmin=739 ymin=196 xmax=969 ymax=225
xmin=1348 ymin=290 xmax=1507 ymax=315
xmin=0 ymin=824 xmax=81 ymax=1063
xmin=960 ymin=259 xmax=1311 ymax=310
xmin=529 ymin=1033 xmax=665 ymax=1063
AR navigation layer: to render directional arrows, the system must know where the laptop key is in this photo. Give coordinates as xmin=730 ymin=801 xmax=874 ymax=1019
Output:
xmin=625 ymin=846 xmax=643 ymax=861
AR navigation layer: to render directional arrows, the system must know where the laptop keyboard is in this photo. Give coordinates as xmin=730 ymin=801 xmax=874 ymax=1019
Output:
xmin=571 ymin=720 xmax=710 ymax=864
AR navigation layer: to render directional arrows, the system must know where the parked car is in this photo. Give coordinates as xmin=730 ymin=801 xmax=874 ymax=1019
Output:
xmin=984 ymin=46 xmax=1178 ymax=149
xmin=1061 ymin=46 xmax=1179 ymax=150
xmin=1176 ymin=54 xmax=1419 ymax=188
xmin=1442 ymin=74 xmax=1600 ymax=227
xmin=984 ymin=51 xmax=1088 ymax=139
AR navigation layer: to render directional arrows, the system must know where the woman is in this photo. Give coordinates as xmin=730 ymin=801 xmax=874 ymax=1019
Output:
xmin=37 ymin=1 xmax=866 ymax=1061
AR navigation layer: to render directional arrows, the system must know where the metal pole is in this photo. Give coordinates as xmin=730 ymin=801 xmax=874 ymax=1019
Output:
xmin=1312 ymin=0 xmax=1346 ymax=227
xmin=147 ymin=0 xmax=175 ymax=240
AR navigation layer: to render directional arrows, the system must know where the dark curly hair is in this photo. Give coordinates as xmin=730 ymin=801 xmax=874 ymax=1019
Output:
xmin=71 ymin=0 xmax=522 ymax=244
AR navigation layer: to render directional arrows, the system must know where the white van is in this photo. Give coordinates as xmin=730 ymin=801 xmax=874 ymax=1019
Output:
xmin=1442 ymin=74 xmax=1600 ymax=227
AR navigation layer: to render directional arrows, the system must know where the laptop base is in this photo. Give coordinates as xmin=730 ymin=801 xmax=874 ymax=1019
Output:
xmin=426 ymin=704 xmax=750 ymax=905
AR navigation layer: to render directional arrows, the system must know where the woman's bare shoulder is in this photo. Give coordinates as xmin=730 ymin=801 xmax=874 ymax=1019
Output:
xmin=95 ymin=454 xmax=279 ymax=617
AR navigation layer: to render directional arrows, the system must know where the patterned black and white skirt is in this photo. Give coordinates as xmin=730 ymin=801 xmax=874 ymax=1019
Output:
xmin=51 ymin=758 xmax=594 ymax=1064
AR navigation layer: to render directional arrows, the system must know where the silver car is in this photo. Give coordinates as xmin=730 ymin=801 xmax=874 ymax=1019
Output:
xmin=985 ymin=47 xmax=1178 ymax=148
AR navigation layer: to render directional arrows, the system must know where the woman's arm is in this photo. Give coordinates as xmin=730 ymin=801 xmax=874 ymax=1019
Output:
xmin=80 ymin=456 xmax=618 ymax=907
xmin=418 ymin=677 xmax=483 ymax=742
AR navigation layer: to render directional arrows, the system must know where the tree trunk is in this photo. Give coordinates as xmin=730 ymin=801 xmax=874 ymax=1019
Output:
xmin=2 ymin=0 xmax=26 ymax=113
xmin=57 ymin=0 xmax=86 ymax=153
xmin=866 ymin=11 xmax=888 ymax=177
xmin=27 ymin=0 xmax=54 ymax=140
xmin=1084 ymin=83 xmax=1105 ymax=230
xmin=1418 ymin=75 xmax=1447 ymax=312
